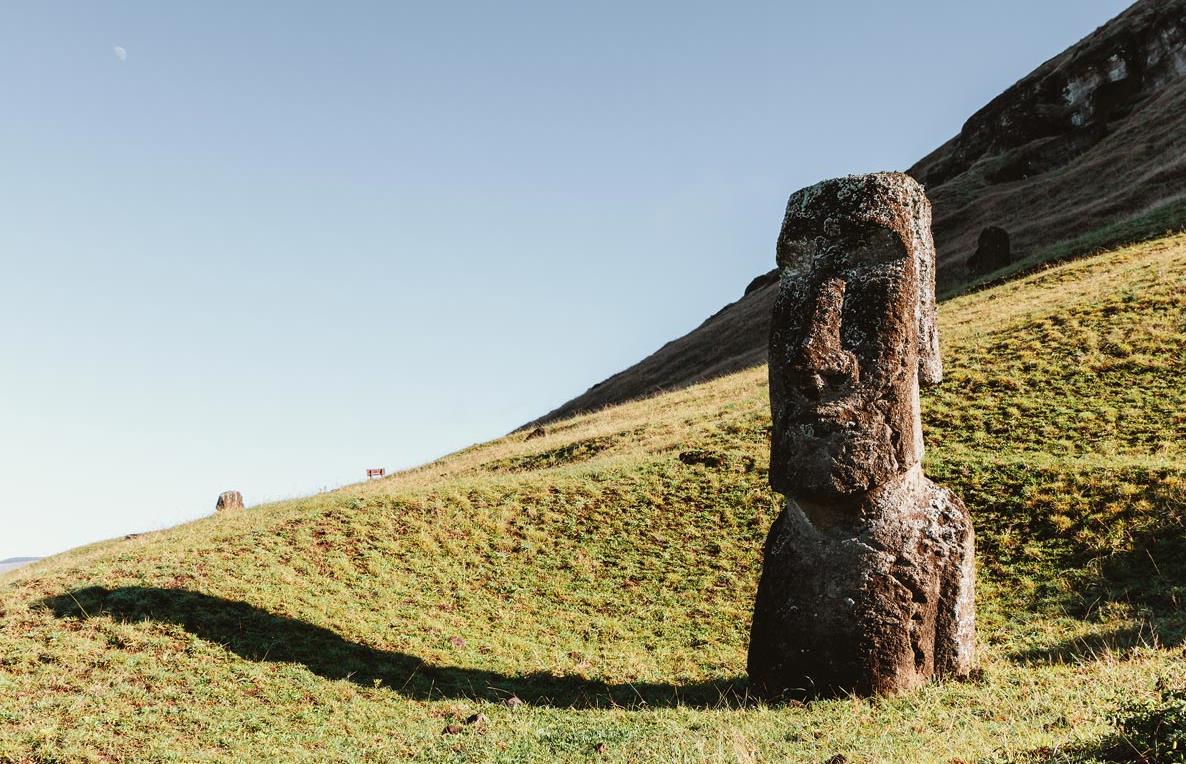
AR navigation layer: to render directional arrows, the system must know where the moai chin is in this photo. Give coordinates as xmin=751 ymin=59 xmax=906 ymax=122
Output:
xmin=747 ymin=172 xmax=975 ymax=700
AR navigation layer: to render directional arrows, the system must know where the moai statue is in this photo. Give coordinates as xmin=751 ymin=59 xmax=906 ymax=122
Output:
xmin=215 ymin=490 xmax=244 ymax=512
xmin=747 ymin=172 xmax=975 ymax=699
xmin=967 ymin=226 xmax=1011 ymax=276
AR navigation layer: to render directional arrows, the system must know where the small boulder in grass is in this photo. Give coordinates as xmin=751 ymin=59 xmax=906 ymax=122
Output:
xmin=442 ymin=713 xmax=486 ymax=735
xmin=215 ymin=491 xmax=244 ymax=512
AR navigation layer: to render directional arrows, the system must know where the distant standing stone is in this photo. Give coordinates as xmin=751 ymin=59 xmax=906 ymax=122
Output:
xmin=215 ymin=491 xmax=244 ymax=512
xmin=966 ymin=226 xmax=1011 ymax=276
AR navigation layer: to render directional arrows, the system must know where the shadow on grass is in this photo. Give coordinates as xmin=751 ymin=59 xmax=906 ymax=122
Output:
xmin=978 ymin=738 xmax=1138 ymax=763
xmin=1008 ymin=619 xmax=1185 ymax=666
xmin=40 ymin=586 xmax=748 ymax=710
xmin=1005 ymin=536 xmax=1186 ymax=666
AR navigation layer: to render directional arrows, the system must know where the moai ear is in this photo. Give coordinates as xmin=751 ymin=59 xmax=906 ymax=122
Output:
xmin=915 ymin=207 xmax=943 ymax=387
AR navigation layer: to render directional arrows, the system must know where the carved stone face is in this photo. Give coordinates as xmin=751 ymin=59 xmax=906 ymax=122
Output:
xmin=768 ymin=174 xmax=940 ymax=499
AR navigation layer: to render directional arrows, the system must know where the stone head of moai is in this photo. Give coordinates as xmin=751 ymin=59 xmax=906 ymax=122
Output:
xmin=769 ymin=172 xmax=941 ymax=501
xmin=749 ymin=172 xmax=974 ymax=700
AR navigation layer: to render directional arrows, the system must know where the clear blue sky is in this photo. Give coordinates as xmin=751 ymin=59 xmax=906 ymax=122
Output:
xmin=0 ymin=0 xmax=1131 ymax=560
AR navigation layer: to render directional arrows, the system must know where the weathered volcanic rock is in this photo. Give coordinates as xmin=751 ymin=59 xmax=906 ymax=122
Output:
xmin=748 ymin=173 xmax=975 ymax=699
xmin=916 ymin=0 xmax=1186 ymax=192
xmin=215 ymin=490 xmax=244 ymax=512
xmin=749 ymin=466 xmax=974 ymax=697
xmin=766 ymin=173 xmax=941 ymax=499
xmin=966 ymin=226 xmax=1012 ymax=276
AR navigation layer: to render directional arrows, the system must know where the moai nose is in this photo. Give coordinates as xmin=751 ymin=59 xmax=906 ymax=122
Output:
xmin=797 ymin=277 xmax=858 ymax=399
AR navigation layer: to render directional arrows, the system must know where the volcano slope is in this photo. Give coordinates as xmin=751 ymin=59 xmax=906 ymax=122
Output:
xmin=2 ymin=236 xmax=1186 ymax=762
xmin=528 ymin=0 xmax=1186 ymax=428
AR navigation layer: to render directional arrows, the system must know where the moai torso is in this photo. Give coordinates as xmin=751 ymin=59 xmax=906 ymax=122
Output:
xmin=748 ymin=173 xmax=974 ymax=699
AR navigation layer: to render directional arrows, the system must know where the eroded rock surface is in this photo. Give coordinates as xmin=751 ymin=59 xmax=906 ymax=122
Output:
xmin=748 ymin=173 xmax=975 ymax=699
xmin=917 ymin=0 xmax=1186 ymax=191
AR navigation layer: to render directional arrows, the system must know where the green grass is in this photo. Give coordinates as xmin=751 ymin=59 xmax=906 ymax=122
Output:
xmin=948 ymin=196 xmax=1186 ymax=298
xmin=2 ymin=234 xmax=1185 ymax=763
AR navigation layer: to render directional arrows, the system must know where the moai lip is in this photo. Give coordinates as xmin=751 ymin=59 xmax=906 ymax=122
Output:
xmin=748 ymin=172 xmax=975 ymax=700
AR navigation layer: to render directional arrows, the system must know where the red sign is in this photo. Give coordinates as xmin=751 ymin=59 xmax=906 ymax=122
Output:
xmin=367 ymin=468 xmax=385 ymax=479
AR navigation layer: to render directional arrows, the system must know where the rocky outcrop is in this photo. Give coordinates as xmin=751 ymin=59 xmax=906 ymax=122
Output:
xmin=916 ymin=1 xmax=1186 ymax=191
xmin=911 ymin=0 xmax=1186 ymax=283
xmin=748 ymin=174 xmax=975 ymax=699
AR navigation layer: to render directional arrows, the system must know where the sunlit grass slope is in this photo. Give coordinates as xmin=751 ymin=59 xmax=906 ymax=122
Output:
xmin=2 ymin=235 xmax=1185 ymax=763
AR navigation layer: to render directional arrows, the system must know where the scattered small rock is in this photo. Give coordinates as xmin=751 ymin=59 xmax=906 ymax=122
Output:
xmin=525 ymin=426 xmax=547 ymax=441
xmin=502 ymin=696 xmax=524 ymax=709
xmin=449 ymin=636 xmax=466 ymax=649
xmin=215 ymin=490 xmax=244 ymax=512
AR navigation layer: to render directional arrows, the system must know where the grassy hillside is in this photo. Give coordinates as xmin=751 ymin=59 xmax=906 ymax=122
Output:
xmin=909 ymin=0 xmax=1186 ymax=287
xmin=2 ymin=235 xmax=1185 ymax=763
xmin=529 ymin=1 xmax=1186 ymax=427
